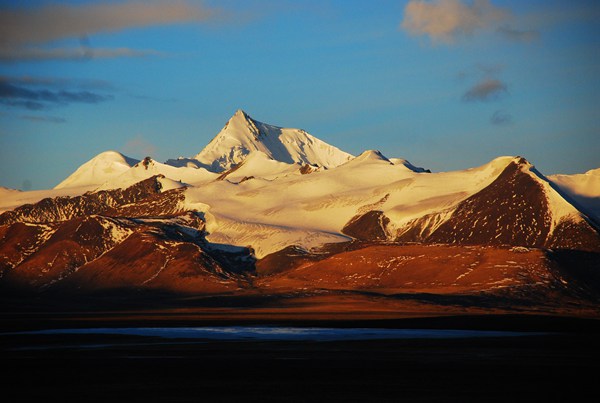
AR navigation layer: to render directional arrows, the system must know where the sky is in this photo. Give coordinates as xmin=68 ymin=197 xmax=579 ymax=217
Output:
xmin=0 ymin=0 xmax=598 ymax=190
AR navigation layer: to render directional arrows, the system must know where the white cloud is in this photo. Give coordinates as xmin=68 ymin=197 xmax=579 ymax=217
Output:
xmin=401 ymin=0 xmax=509 ymax=44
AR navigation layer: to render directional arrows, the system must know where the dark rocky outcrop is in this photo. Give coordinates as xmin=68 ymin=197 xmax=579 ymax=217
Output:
xmin=342 ymin=211 xmax=390 ymax=241
xmin=255 ymin=245 xmax=316 ymax=276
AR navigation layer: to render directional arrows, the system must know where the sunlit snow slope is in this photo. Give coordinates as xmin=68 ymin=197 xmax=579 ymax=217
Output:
xmin=549 ymin=168 xmax=600 ymax=221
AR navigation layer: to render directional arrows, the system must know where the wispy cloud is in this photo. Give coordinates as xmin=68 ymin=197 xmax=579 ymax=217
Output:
xmin=1 ymin=76 xmax=115 ymax=91
xmin=122 ymin=134 xmax=157 ymax=158
xmin=458 ymin=63 xmax=508 ymax=103
xmin=490 ymin=110 xmax=512 ymax=126
xmin=0 ymin=77 xmax=113 ymax=110
xmin=0 ymin=1 xmax=217 ymax=62
xmin=128 ymin=93 xmax=178 ymax=103
xmin=457 ymin=63 xmax=504 ymax=81
xmin=0 ymin=46 xmax=162 ymax=62
xmin=462 ymin=78 xmax=507 ymax=102
xmin=523 ymin=4 xmax=600 ymax=29
xmin=0 ymin=109 xmax=67 ymax=123
xmin=496 ymin=26 xmax=539 ymax=43
xmin=20 ymin=115 xmax=66 ymax=124
xmin=401 ymin=0 xmax=509 ymax=44
xmin=497 ymin=3 xmax=600 ymax=44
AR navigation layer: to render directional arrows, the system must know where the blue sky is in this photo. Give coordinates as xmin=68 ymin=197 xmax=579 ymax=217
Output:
xmin=0 ymin=0 xmax=598 ymax=190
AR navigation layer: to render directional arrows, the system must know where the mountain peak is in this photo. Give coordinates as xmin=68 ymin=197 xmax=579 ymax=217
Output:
xmin=193 ymin=111 xmax=353 ymax=172
xmin=233 ymin=108 xmax=251 ymax=120
xmin=341 ymin=150 xmax=392 ymax=168
xmin=227 ymin=109 xmax=264 ymax=132
xmin=357 ymin=150 xmax=390 ymax=161
xmin=54 ymin=151 xmax=139 ymax=190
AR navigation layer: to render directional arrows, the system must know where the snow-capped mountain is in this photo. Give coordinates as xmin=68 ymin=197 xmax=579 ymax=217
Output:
xmin=193 ymin=109 xmax=353 ymax=171
xmin=52 ymin=110 xmax=354 ymax=191
xmin=54 ymin=151 xmax=139 ymax=190
xmin=1 ymin=110 xmax=599 ymax=305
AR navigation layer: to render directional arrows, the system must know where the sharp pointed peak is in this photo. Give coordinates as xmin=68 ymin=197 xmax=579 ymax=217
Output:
xmin=195 ymin=110 xmax=354 ymax=172
xmin=220 ymin=109 xmax=263 ymax=135
xmin=232 ymin=109 xmax=253 ymax=121
xmin=228 ymin=109 xmax=273 ymax=128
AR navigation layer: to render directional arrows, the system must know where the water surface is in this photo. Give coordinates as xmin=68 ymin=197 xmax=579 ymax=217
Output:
xmin=14 ymin=326 xmax=542 ymax=341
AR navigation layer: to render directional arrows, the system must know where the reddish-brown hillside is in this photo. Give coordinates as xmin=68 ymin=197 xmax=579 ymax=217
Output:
xmin=394 ymin=160 xmax=600 ymax=252
xmin=257 ymin=243 xmax=599 ymax=304
xmin=0 ymin=178 xmax=254 ymax=294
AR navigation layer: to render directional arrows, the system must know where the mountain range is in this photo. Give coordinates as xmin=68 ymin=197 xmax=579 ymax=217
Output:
xmin=1 ymin=110 xmax=599 ymax=316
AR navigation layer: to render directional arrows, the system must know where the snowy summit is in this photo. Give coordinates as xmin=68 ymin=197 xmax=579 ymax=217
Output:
xmin=194 ymin=109 xmax=353 ymax=171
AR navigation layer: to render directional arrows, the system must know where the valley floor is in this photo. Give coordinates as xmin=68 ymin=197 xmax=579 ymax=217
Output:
xmin=1 ymin=314 xmax=599 ymax=402
xmin=2 ymin=287 xmax=599 ymax=402
xmin=2 ymin=240 xmax=598 ymax=401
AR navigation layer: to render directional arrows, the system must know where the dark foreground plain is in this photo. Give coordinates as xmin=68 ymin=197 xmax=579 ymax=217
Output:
xmin=1 ymin=312 xmax=599 ymax=403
